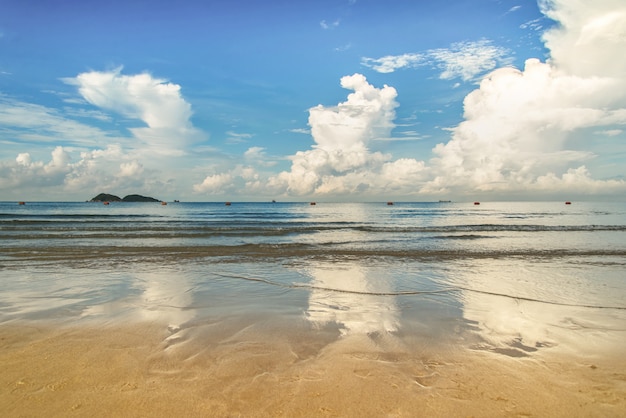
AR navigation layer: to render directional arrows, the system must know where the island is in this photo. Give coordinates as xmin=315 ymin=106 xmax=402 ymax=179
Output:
xmin=90 ymin=193 xmax=161 ymax=202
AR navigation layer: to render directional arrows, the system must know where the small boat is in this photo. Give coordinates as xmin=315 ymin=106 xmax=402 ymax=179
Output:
xmin=225 ymin=202 xmax=231 ymax=206
xmin=565 ymin=201 xmax=572 ymax=205
xmin=474 ymin=202 xmax=480 ymax=205
xmin=387 ymin=201 xmax=394 ymax=206
xmin=103 ymin=201 xmax=110 ymax=205
xmin=310 ymin=202 xmax=316 ymax=206
xmin=161 ymin=201 xmax=167 ymax=205
xmin=18 ymin=201 xmax=25 ymax=205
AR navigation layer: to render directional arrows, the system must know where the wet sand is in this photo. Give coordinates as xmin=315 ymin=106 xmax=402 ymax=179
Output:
xmin=2 ymin=318 xmax=625 ymax=418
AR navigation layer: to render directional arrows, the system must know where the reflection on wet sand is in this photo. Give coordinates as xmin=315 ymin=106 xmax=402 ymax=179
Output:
xmin=444 ymin=259 xmax=626 ymax=358
xmin=79 ymin=269 xmax=196 ymax=334
xmin=304 ymin=261 xmax=399 ymax=336
xmin=2 ymin=260 xmax=626 ymax=417
xmin=133 ymin=270 xmax=196 ymax=332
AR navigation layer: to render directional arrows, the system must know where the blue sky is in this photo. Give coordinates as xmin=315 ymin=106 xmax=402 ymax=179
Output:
xmin=1 ymin=0 xmax=624 ymax=201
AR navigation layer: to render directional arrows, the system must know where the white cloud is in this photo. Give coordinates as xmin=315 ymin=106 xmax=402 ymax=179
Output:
xmin=334 ymin=43 xmax=352 ymax=52
xmin=4 ymin=1 xmax=624 ymax=202
xmin=361 ymin=39 xmax=511 ymax=81
xmin=1 ymin=146 xmax=71 ymax=191
xmin=193 ymin=74 xmax=424 ymax=198
xmin=119 ymin=160 xmax=144 ymax=177
xmin=196 ymin=0 xmax=625 ymax=200
xmin=264 ymin=74 xmax=427 ymax=196
xmin=320 ymin=19 xmax=340 ymax=30
xmin=540 ymin=0 xmax=626 ymax=78
xmin=193 ymin=173 xmax=234 ymax=194
xmin=429 ymin=40 xmax=513 ymax=81
xmin=225 ymin=131 xmax=253 ymax=143
xmin=64 ymin=68 xmax=205 ymax=154
xmin=520 ymin=18 xmax=544 ymax=31
xmin=243 ymin=146 xmax=278 ymax=168
xmin=374 ymin=130 xmax=428 ymax=141
xmin=62 ymin=107 xmax=112 ymax=122
xmin=0 ymin=68 xmax=212 ymax=200
xmin=0 ymin=141 xmax=173 ymax=200
xmin=422 ymin=0 xmax=626 ymax=197
xmin=361 ymin=53 xmax=424 ymax=74
xmin=244 ymin=146 xmax=265 ymax=160
xmin=289 ymin=128 xmax=310 ymax=134
xmin=0 ymin=96 xmax=117 ymax=147
xmin=595 ymin=129 xmax=623 ymax=137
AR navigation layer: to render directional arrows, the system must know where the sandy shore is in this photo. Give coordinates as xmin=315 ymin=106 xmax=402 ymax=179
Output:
xmin=2 ymin=318 xmax=625 ymax=418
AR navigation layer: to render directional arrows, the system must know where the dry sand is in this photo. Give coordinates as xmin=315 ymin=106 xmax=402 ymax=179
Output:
xmin=1 ymin=319 xmax=625 ymax=418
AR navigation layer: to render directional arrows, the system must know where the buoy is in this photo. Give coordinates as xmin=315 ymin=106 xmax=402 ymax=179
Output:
xmin=474 ymin=202 xmax=480 ymax=205
xmin=103 ymin=201 xmax=110 ymax=205
xmin=161 ymin=201 xmax=167 ymax=205
xmin=225 ymin=202 xmax=231 ymax=206
xmin=18 ymin=201 xmax=25 ymax=205
xmin=387 ymin=201 xmax=394 ymax=205
xmin=565 ymin=201 xmax=571 ymax=205
xmin=310 ymin=202 xmax=316 ymax=205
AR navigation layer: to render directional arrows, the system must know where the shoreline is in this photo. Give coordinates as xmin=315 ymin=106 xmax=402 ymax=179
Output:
xmin=2 ymin=318 xmax=625 ymax=417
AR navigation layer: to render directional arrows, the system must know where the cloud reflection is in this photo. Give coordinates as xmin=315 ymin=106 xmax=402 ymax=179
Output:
xmin=132 ymin=270 xmax=196 ymax=332
xmin=305 ymin=261 xmax=399 ymax=336
xmin=446 ymin=260 xmax=626 ymax=356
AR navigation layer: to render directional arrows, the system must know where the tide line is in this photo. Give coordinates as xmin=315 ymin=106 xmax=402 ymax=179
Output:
xmin=213 ymin=272 xmax=626 ymax=311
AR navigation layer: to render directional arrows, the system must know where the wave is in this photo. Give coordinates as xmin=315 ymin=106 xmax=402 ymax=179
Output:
xmin=3 ymin=219 xmax=625 ymax=233
xmin=3 ymin=242 xmax=625 ymax=262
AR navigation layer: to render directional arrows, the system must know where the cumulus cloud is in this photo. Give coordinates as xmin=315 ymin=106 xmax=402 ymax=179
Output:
xmin=196 ymin=0 xmax=625 ymax=200
xmin=244 ymin=146 xmax=265 ymax=160
xmin=0 ymin=90 xmax=178 ymax=199
xmin=119 ymin=160 xmax=144 ymax=177
xmin=192 ymin=74 xmax=423 ymax=198
xmin=540 ymin=0 xmax=626 ymax=78
xmin=361 ymin=39 xmax=511 ymax=81
xmin=193 ymin=172 xmax=234 ymax=194
xmin=0 ymin=142 xmax=167 ymax=199
xmin=267 ymin=74 xmax=397 ymax=195
xmin=423 ymin=0 xmax=626 ymax=196
xmin=9 ymin=1 xmax=619 ymax=202
xmin=64 ymin=68 xmax=204 ymax=154
xmin=1 ymin=146 xmax=71 ymax=192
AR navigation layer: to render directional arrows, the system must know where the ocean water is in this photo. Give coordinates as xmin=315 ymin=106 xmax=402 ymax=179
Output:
xmin=1 ymin=200 xmax=625 ymax=357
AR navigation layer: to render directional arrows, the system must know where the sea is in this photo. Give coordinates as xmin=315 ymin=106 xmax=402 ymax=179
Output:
xmin=1 ymin=200 xmax=625 ymax=356
xmin=2 ymin=200 xmax=626 ymax=415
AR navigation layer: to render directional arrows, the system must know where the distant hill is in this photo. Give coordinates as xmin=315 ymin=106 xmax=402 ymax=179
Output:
xmin=91 ymin=193 xmax=121 ymax=202
xmin=121 ymin=194 xmax=160 ymax=202
xmin=90 ymin=193 xmax=160 ymax=202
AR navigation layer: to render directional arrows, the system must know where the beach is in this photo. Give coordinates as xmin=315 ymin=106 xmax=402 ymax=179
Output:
xmin=1 ymin=201 xmax=625 ymax=416
xmin=2 ymin=317 xmax=625 ymax=417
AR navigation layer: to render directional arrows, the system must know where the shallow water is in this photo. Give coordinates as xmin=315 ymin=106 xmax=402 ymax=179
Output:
xmin=1 ymin=201 xmax=625 ymax=352
xmin=1 ymin=201 xmax=625 ymax=416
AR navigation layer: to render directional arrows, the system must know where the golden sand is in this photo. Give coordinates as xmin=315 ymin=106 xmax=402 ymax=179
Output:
xmin=1 ymin=320 xmax=625 ymax=417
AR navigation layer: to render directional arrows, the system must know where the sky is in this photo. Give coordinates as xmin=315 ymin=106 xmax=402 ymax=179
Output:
xmin=1 ymin=0 xmax=625 ymax=202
